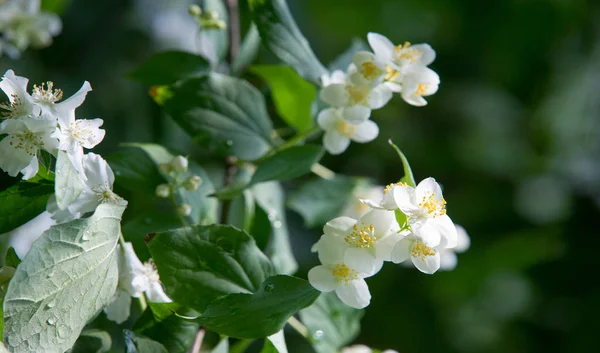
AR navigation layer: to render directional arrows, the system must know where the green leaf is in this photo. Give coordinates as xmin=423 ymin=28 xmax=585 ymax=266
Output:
xmin=394 ymin=209 xmax=408 ymax=229
xmin=228 ymin=190 xmax=256 ymax=233
xmin=164 ymin=73 xmax=274 ymax=161
xmin=232 ymin=24 xmax=261 ymax=75
xmin=40 ymin=0 xmax=69 ymax=14
xmin=124 ymin=143 xmax=218 ymax=225
xmin=251 ymin=145 xmax=324 ymax=186
xmin=128 ymin=51 xmax=211 ymax=85
xmin=261 ymin=330 xmax=288 ymax=353
xmin=55 ymin=150 xmax=84 ymax=210
xmin=71 ymin=329 xmax=112 ymax=353
xmin=288 ymin=176 xmax=357 ymax=228
xmin=4 ymin=247 xmax=20 ymax=267
xmin=0 ymin=179 xmax=53 ymax=234
xmin=253 ymin=182 xmax=297 ymax=275
xmin=0 ymin=266 xmax=15 ymax=338
xmin=251 ymin=65 xmax=316 ymax=132
xmin=197 ymin=0 xmax=229 ymax=64
xmin=121 ymin=211 xmax=181 ymax=262
xmin=134 ymin=303 xmax=199 ymax=353
xmin=125 ymin=330 xmax=168 ymax=353
xmin=388 ymin=140 xmax=416 ymax=187
xmin=107 ymin=148 xmax=165 ymax=195
xmin=328 ymin=38 xmax=369 ymax=72
xmin=250 ymin=0 xmax=327 ymax=83
xmin=3 ymin=203 xmax=127 ymax=353
xmin=299 ymin=292 xmax=364 ymax=353
xmin=148 ymin=224 xmax=274 ymax=312
xmin=196 ymin=275 xmax=319 ymax=338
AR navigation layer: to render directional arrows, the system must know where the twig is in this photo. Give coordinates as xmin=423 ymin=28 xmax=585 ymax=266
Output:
xmin=188 ymin=329 xmax=205 ymax=353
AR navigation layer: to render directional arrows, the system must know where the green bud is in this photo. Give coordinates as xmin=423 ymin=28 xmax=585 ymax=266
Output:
xmin=183 ymin=175 xmax=203 ymax=191
xmin=171 ymin=155 xmax=188 ymax=173
xmin=177 ymin=203 xmax=192 ymax=217
xmin=155 ymin=184 xmax=171 ymax=198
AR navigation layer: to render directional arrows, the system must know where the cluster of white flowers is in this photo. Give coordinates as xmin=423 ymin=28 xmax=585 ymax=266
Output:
xmin=155 ymin=154 xmax=203 ymax=217
xmin=0 ymin=68 xmax=171 ymax=323
xmin=0 ymin=0 xmax=61 ymax=58
xmin=309 ymin=177 xmax=463 ymax=309
xmin=317 ymin=33 xmax=440 ymax=155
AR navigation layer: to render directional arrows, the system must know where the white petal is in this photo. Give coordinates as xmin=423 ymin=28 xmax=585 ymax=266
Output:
xmin=315 ymin=234 xmax=348 ymax=265
xmin=454 ymin=225 xmax=471 ymax=253
xmin=324 ymin=216 xmax=357 ymax=237
xmin=77 ymin=118 xmax=106 ymax=149
xmin=54 ymin=81 xmax=92 ymax=126
xmin=353 ymin=51 xmax=376 ymax=66
xmin=317 ymin=108 xmax=341 ymax=131
xmin=0 ymin=138 xmax=36 ymax=178
xmin=384 ymin=81 xmax=402 ymax=93
xmin=351 ymin=120 xmax=378 ymax=143
xmin=82 ymin=152 xmax=115 ymax=187
xmin=323 ymin=131 xmax=351 ymax=155
xmin=344 ymin=248 xmax=382 ymax=277
xmin=320 ymin=84 xmax=348 ymax=107
xmin=393 ymin=185 xmax=419 ymax=213
xmin=20 ymin=156 xmax=39 ymax=180
xmin=367 ymin=84 xmax=392 ymax=109
xmin=431 ymin=215 xmax=458 ymax=249
xmin=341 ymin=345 xmax=372 ymax=353
xmin=104 ymin=290 xmax=131 ymax=324
xmin=411 ymin=247 xmax=441 ymax=274
xmin=335 ymin=278 xmax=371 ymax=309
xmin=358 ymin=209 xmax=395 ymax=238
xmin=367 ymin=32 xmax=395 ymax=63
xmin=410 ymin=44 xmax=436 ymax=66
xmin=374 ymin=232 xmax=403 ymax=262
xmin=413 ymin=223 xmax=441 ymax=248
xmin=439 ymin=250 xmax=458 ymax=271
xmin=342 ymin=105 xmax=371 ymax=124
xmin=415 ymin=177 xmax=443 ymax=202
xmin=145 ymin=281 xmax=172 ymax=303
xmin=308 ymin=265 xmax=338 ymax=292
xmin=401 ymin=91 xmax=427 ymax=107
xmin=390 ymin=237 xmax=412 ymax=264
xmin=359 ymin=198 xmax=387 ymax=210
xmin=66 ymin=146 xmax=86 ymax=179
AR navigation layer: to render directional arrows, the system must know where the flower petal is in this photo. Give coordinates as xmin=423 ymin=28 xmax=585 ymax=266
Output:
xmin=367 ymin=32 xmax=395 ymax=63
xmin=367 ymin=84 xmax=392 ymax=109
xmin=320 ymin=84 xmax=348 ymax=107
xmin=374 ymin=232 xmax=404 ymax=262
xmin=308 ymin=265 xmax=338 ymax=292
xmin=413 ymin=223 xmax=441 ymax=247
xmin=359 ymin=209 xmax=395 ymax=238
xmin=439 ymin=250 xmax=458 ymax=271
xmin=104 ymin=289 xmax=132 ymax=324
xmin=351 ymin=120 xmax=379 ymax=143
xmin=410 ymin=44 xmax=436 ymax=66
xmin=323 ymin=131 xmax=350 ymax=155
xmin=344 ymin=247 xmax=382 ymax=277
xmin=324 ymin=216 xmax=357 ymax=237
xmin=315 ymin=234 xmax=348 ymax=265
xmin=343 ymin=105 xmax=371 ymax=124
xmin=415 ymin=177 xmax=443 ymax=202
xmin=335 ymin=278 xmax=371 ymax=309
xmin=411 ymin=246 xmax=441 ymax=274
xmin=317 ymin=108 xmax=340 ymax=131
xmin=390 ymin=237 xmax=412 ymax=264
xmin=454 ymin=224 xmax=471 ymax=253
xmin=145 ymin=281 xmax=172 ymax=303
xmin=431 ymin=215 xmax=458 ymax=249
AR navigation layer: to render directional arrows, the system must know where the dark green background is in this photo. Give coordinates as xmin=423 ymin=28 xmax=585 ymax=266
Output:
xmin=1 ymin=0 xmax=599 ymax=352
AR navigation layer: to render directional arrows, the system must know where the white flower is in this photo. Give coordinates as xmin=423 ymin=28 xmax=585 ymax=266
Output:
xmin=339 ymin=184 xmax=385 ymax=219
xmin=312 ymin=209 xmax=400 ymax=269
xmin=348 ymin=51 xmax=387 ymax=87
xmin=36 ymin=80 xmax=92 ymax=122
xmin=320 ymin=81 xmax=392 ymax=120
xmin=105 ymin=242 xmax=171 ymax=324
xmin=171 ymin=155 xmax=188 ymax=173
xmin=0 ymin=115 xmax=58 ymax=179
xmin=341 ymin=345 xmax=398 ymax=353
xmin=400 ymin=66 xmax=440 ymax=107
xmin=390 ymin=233 xmax=442 ymax=274
xmin=308 ymin=262 xmax=371 ymax=309
xmin=0 ymin=69 xmax=39 ymax=120
xmin=320 ymin=69 xmax=347 ymax=87
xmin=317 ymin=108 xmax=379 ymax=155
xmin=367 ymin=32 xmax=436 ymax=74
xmin=56 ymin=116 xmax=105 ymax=178
xmin=439 ymin=224 xmax=470 ymax=271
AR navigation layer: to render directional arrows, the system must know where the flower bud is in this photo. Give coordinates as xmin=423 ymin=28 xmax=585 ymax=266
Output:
xmin=171 ymin=156 xmax=188 ymax=173
xmin=183 ymin=175 xmax=203 ymax=191
xmin=177 ymin=203 xmax=192 ymax=217
xmin=159 ymin=163 xmax=172 ymax=174
xmin=155 ymin=184 xmax=171 ymax=198
xmin=188 ymin=4 xmax=202 ymax=17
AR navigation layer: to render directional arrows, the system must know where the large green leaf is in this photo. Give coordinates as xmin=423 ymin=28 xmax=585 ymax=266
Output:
xmin=299 ymin=292 xmax=364 ymax=353
xmin=3 ymin=203 xmax=126 ymax=353
xmin=148 ymin=224 xmax=274 ymax=312
xmin=125 ymin=330 xmax=168 ymax=353
xmin=196 ymin=275 xmax=319 ymax=338
xmin=252 ymin=182 xmax=297 ymax=275
xmin=251 ymin=65 xmax=316 ymax=131
xmin=288 ymin=176 xmax=358 ymax=228
xmin=134 ymin=303 xmax=199 ymax=353
xmin=164 ymin=73 xmax=274 ymax=161
xmin=71 ymin=329 xmax=112 ymax=353
xmin=0 ymin=179 xmax=53 ymax=234
xmin=107 ymin=148 xmax=165 ymax=195
xmin=128 ymin=51 xmax=211 ymax=85
xmin=250 ymin=145 xmax=323 ymax=186
xmin=250 ymin=0 xmax=327 ymax=83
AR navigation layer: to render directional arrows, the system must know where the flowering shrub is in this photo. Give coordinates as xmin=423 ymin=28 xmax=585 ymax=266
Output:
xmin=0 ymin=0 xmax=470 ymax=352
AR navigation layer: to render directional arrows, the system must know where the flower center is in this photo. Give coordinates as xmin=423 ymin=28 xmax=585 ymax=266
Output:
xmin=418 ymin=192 xmax=446 ymax=217
xmin=383 ymin=181 xmax=408 ymax=194
xmin=332 ymin=264 xmax=359 ymax=285
xmin=360 ymin=62 xmax=382 ymax=80
xmin=32 ymin=82 xmax=63 ymax=103
xmin=0 ymin=94 xmax=25 ymax=119
xmin=346 ymin=85 xmax=370 ymax=105
xmin=415 ymin=83 xmax=428 ymax=97
xmin=411 ymin=241 xmax=436 ymax=261
xmin=394 ymin=41 xmax=422 ymax=65
xmin=336 ymin=119 xmax=356 ymax=137
xmin=7 ymin=130 xmax=44 ymax=156
xmin=69 ymin=120 xmax=97 ymax=145
xmin=384 ymin=65 xmax=401 ymax=81
xmin=92 ymin=185 xmax=120 ymax=204
xmin=143 ymin=260 xmax=160 ymax=283
xmin=345 ymin=222 xmax=376 ymax=248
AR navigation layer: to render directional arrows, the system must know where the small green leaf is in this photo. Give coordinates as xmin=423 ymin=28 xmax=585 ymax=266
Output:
xmin=0 ymin=179 xmax=54 ymax=234
xmin=196 ymin=275 xmax=320 ymax=338
xmin=299 ymin=292 xmax=364 ymax=353
xmin=394 ymin=210 xmax=408 ymax=229
xmin=148 ymin=224 xmax=274 ymax=312
xmin=125 ymin=330 xmax=168 ymax=353
xmin=4 ymin=247 xmax=20 ymax=267
xmin=252 ymin=182 xmax=297 ymax=275
xmin=71 ymin=329 xmax=112 ymax=353
xmin=121 ymin=211 xmax=182 ymax=262
xmin=164 ymin=73 xmax=274 ymax=161
xmin=40 ymin=0 xmax=69 ymax=14
xmin=128 ymin=51 xmax=211 ymax=85
xmin=288 ymin=176 xmax=358 ymax=228
xmin=55 ymin=150 xmax=84 ymax=210
xmin=250 ymin=0 xmax=328 ymax=83
xmin=3 ymin=203 xmax=127 ymax=353
xmin=251 ymin=65 xmax=316 ymax=132
xmin=232 ymin=24 xmax=261 ymax=75
xmin=134 ymin=303 xmax=199 ymax=353
xmin=251 ymin=145 xmax=324 ymax=186
xmin=388 ymin=140 xmax=416 ymax=187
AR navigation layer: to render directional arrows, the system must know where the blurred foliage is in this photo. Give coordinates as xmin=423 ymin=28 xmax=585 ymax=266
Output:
xmin=1 ymin=0 xmax=599 ymax=352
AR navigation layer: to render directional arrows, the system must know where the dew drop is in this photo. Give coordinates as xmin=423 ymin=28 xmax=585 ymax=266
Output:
xmin=47 ymin=317 xmax=56 ymax=325
xmin=313 ymin=330 xmax=324 ymax=340
xmin=57 ymin=325 xmax=68 ymax=339
xmin=267 ymin=212 xmax=277 ymax=221
xmin=82 ymin=230 xmax=92 ymax=241
xmin=273 ymin=220 xmax=282 ymax=228
xmin=46 ymin=300 xmax=56 ymax=309
xmin=115 ymin=170 xmax=122 ymax=176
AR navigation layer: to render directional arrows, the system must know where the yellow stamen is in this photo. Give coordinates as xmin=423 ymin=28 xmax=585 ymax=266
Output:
xmin=418 ymin=193 xmax=446 ymax=217
xmin=336 ymin=119 xmax=356 ymax=138
xmin=332 ymin=264 xmax=359 ymax=285
xmin=345 ymin=222 xmax=377 ymax=248
xmin=383 ymin=182 xmax=407 ymax=194
xmin=360 ymin=62 xmax=382 ymax=80
xmin=411 ymin=242 xmax=436 ymax=261
xmin=6 ymin=131 xmax=44 ymax=156
xmin=415 ymin=83 xmax=428 ymax=97
xmin=384 ymin=65 xmax=401 ymax=81
xmin=32 ymin=82 xmax=63 ymax=103
xmin=346 ymin=85 xmax=370 ymax=105
xmin=394 ymin=41 xmax=422 ymax=64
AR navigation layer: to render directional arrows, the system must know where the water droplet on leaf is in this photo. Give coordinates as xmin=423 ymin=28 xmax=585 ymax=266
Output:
xmin=82 ymin=230 xmax=92 ymax=241
xmin=273 ymin=220 xmax=282 ymax=228
xmin=313 ymin=330 xmax=324 ymax=340
xmin=46 ymin=300 xmax=56 ymax=309
xmin=57 ymin=325 xmax=68 ymax=339
xmin=47 ymin=317 xmax=57 ymax=325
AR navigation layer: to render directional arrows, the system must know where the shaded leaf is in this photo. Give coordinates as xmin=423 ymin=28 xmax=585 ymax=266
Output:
xmin=128 ymin=51 xmax=210 ymax=85
xmin=250 ymin=145 xmax=324 ymax=186
xmin=134 ymin=303 xmax=199 ymax=353
xmin=232 ymin=24 xmax=261 ymax=75
xmin=71 ymin=329 xmax=112 ymax=353
xmin=125 ymin=330 xmax=168 ymax=353
xmin=0 ymin=179 xmax=53 ymax=234
xmin=4 ymin=247 xmax=21 ymax=267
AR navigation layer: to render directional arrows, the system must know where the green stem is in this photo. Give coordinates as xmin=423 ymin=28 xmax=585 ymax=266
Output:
xmin=136 ymin=294 xmax=148 ymax=313
xmin=311 ymin=163 xmax=335 ymax=180
xmin=287 ymin=316 xmax=309 ymax=339
xmin=278 ymin=126 xmax=321 ymax=151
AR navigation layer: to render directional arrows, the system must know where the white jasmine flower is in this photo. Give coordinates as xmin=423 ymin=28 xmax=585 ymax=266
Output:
xmin=312 ymin=209 xmax=400 ymax=269
xmin=341 ymin=345 xmax=398 ymax=353
xmin=348 ymin=51 xmax=387 ymax=87
xmin=0 ymin=69 xmax=39 ymax=120
xmin=367 ymin=32 xmax=436 ymax=74
xmin=340 ymin=184 xmax=385 ymax=219
xmin=320 ymin=81 xmax=391 ymax=120
xmin=390 ymin=233 xmax=442 ymax=274
xmin=5 ymin=210 xmax=55 ymax=258
xmin=56 ymin=117 xmax=105 ymax=178
xmin=439 ymin=224 xmax=470 ymax=271
xmin=0 ymin=115 xmax=58 ymax=179
xmin=308 ymin=261 xmax=372 ymax=309
xmin=320 ymin=69 xmax=347 ymax=87
xmin=400 ymin=66 xmax=440 ymax=107
xmin=317 ymin=107 xmax=379 ymax=155
xmin=105 ymin=242 xmax=171 ymax=324
xmin=35 ymin=80 xmax=92 ymax=121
